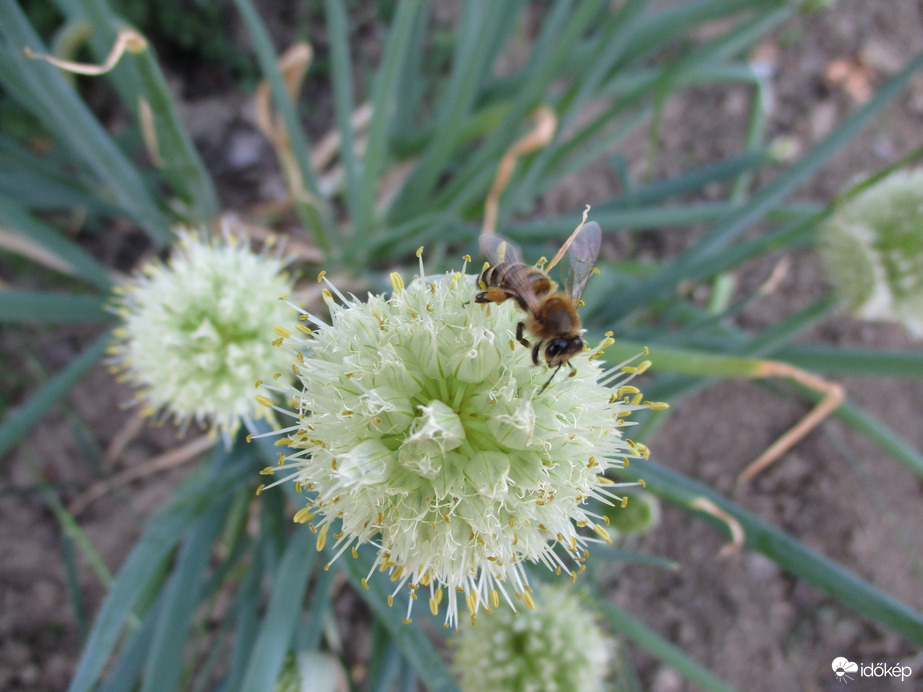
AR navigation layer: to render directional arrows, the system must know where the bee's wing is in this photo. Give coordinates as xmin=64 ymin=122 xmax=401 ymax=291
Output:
xmin=479 ymin=233 xmax=525 ymax=266
xmin=478 ymin=233 xmax=542 ymax=313
xmin=558 ymin=221 xmax=601 ymax=302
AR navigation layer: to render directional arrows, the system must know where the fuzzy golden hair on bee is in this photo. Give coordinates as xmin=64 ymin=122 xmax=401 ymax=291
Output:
xmin=475 ymin=216 xmax=601 ymax=391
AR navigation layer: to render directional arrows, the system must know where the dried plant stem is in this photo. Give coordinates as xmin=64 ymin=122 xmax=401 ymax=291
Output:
xmin=482 ymin=106 xmax=557 ymax=236
xmin=689 ymin=497 xmax=744 ymax=557
xmin=24 ymin=29 xmax=147 ymax=75
xmin=738 ymin=362 xmax=846 ymax=483
xmin=104 ymin=412 xmax=146 ymax=464
xmin=69 ymin=435 xmax=215 ymax=517
xmin=312 ymin=102 xmax=373 ymax=173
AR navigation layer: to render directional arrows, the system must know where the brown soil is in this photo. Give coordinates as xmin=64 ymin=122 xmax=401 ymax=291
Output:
xmin=2 ymin=1 xmax=922 ymax=691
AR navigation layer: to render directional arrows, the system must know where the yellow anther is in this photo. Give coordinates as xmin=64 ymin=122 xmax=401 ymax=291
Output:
xmin=274 ymin=325 xmax=291 ymax=338
xmin=255 ymin=395 xmax=274 ymax=408
xmin=648 ymin=401 xmax=670 ymax=410
xmin=416 ymin=246 xmax=424 ymax=258
xmin=259 ymin=466 xmax=275 ymax=475
xmin=522 ymin=591 xmax=535 ymax=610
xmin=295 ymin=324 xmax=312 ymax=335
xmin=462 ymin=254 xmax=472 ymax=262
xmin=254 ymin=379 xmax=263 ymax=388
xmin=317 ymin=270 xmax=326 ymax=282
xmin=617 ymin=385 xmax=640 ymax=397
xmin=255 ymin=484 xmax=265 ymax=496
xmin=293 ymin=507 xmax=314 ymax=523
xmin=389 ymin=272 xmax=405 ymax=293
xmin=316 ymin=523 xmax=329 ymax=551
xmin=636 ymin=360 xmax=652 ymax=374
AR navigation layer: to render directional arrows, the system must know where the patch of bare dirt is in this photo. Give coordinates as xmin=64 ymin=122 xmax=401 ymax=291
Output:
xmin=612 ymin=2 xmax=923 ymax=690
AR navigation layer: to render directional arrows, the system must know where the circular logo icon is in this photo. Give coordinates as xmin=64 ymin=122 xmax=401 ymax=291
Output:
xmin=832 ymin=657 xmax=858 ymax=683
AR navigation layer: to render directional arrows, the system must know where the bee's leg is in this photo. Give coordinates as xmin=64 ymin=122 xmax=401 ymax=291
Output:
xmin=567 ymin=361 xmax=578 ymax=378
xmin=516 ymin=322 xmax=532 ymax=349
xmin=539 ymin=363 xmax=563 ymax=393
xmin=531 ymin=342 xmax=542 ymax=366
xmin=475 ymin=287 xmax=508 ymax=304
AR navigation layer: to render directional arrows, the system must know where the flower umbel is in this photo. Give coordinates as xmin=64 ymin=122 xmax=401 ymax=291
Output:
xmin=453 ymin=582 xmax=615 ymax=692
xmin=257 ymin=257 xmax=653 ymax=628
xmin=819 ymin=169 xmax=923 ymax=338
xmin=110 ymin=224 xmax=295 ymax=440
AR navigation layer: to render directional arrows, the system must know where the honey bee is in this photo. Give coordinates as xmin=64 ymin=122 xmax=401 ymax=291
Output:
xmin=476 ymin=218 xmax=602 ymax=391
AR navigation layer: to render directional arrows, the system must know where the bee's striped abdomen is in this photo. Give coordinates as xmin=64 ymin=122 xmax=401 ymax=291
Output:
xmin=476 ymin=262 xmax=553 ymax=312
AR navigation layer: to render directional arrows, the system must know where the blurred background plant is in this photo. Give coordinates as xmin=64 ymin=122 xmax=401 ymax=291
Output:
xmin=2 ymin=0 xmax=922 ymax=690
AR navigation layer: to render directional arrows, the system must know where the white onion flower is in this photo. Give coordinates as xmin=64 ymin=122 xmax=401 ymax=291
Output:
xmin=256 ymin=253 xmax=658 ymax=628
xmin=453 ymin=582 xmax=615 ymax=692
xmin=819 ymin=169 xmax=923 ymax=338
xmin=109 ymin=224 xmax=295 ymax=441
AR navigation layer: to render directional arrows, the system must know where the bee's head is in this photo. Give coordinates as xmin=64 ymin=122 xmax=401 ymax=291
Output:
xmin=544 ymin=336 xmax=583 ymax=367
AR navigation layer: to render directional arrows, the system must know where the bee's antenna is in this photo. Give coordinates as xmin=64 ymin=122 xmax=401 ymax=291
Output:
xmin=539 ymin=364 xmax=563 ymax=393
